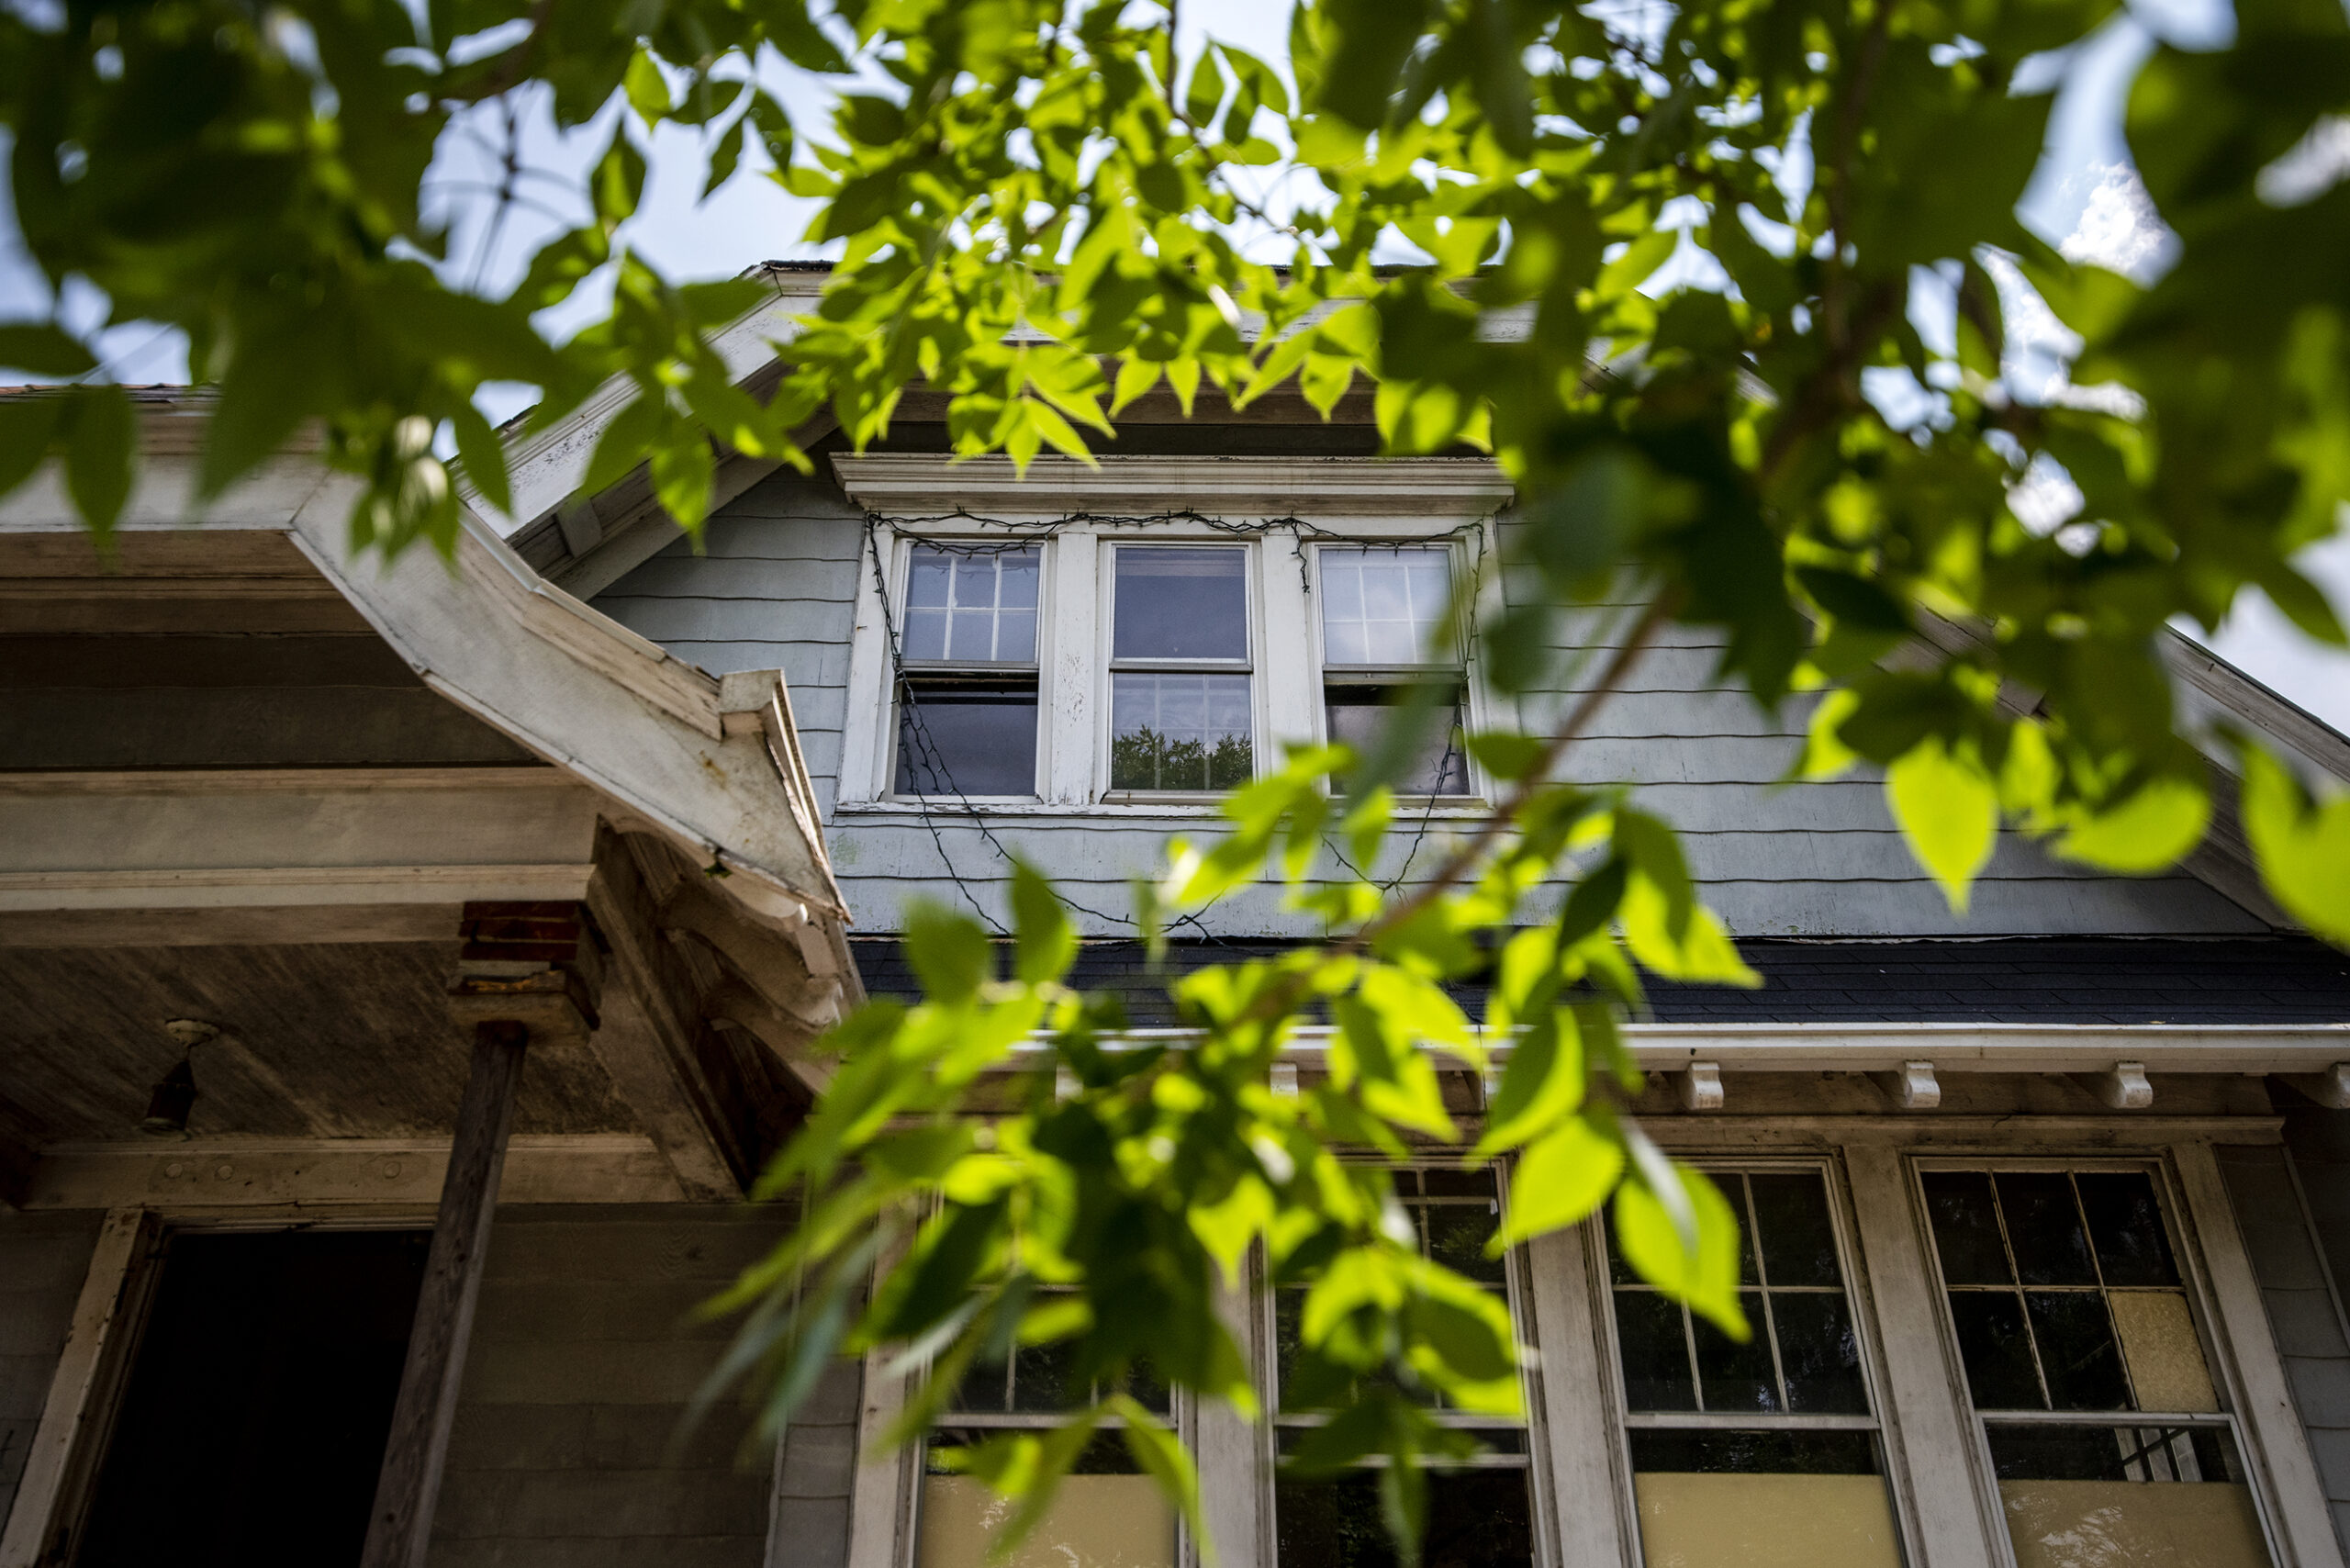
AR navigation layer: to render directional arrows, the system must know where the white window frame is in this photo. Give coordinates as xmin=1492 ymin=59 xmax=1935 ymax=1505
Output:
xmin=1099 ymin=538 xmax=1266 ymax=805
xmin=1908 ymin=1150 xmax=2307 ymax=1568
xmin=1590 ymin=1153 xmax=1922 ymax=1568
xmin=880 ymin=533 xmax=1054 ymax=804
xmin=1306 ymin=538 xmax=1486 ymax=802
xmin=832 ymin=456 xmax=1514 ymax=817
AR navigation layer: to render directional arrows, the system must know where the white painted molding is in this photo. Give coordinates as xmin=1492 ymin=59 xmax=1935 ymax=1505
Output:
xmin=1871 ymin=1061 xmax=1942 ymax=1111
xmin=2279 ymin=1062 xmax=2350 ymax=1109
xmin=1674 ymin=1062 xmax=1725 ymax=1112
xmin=833 ymin=454 xmax=1515 ymax=517
xmin=990 ymin=1022 xmax=2350 ymax=1076
xmin=0 ymin=864 xmax=593 ymax=910
xmin=2072 ymin=1061 xmax=2155 ymax=1110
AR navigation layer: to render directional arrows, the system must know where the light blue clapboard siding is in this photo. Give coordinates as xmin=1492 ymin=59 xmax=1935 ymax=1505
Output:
xmin=593 ymin=472 xmax=866 ymax=821
xmin=591 ymin=472 xmax=2273 ymax=939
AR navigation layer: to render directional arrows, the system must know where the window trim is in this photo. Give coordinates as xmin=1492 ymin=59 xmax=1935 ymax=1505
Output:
xmin=1908 ymin=1150 xmax=2299 ymax=1568
xmin=1100 ymin=539 xmax=1264 ymax=802
xmin=1306 ymin=538 xmax=1486 ymax=803
xmin=836 ymin=500 xmax=1503 ymax=812
xmin=882 ymin=534 xmax=1052 ymax=805
xmin=1594 ymin=1154 xmax=1917 ymax=1568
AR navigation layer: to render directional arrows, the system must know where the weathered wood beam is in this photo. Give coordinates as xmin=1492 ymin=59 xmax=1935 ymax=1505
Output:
xmin=705 ymin=977 xmax=834 ymax=1097
xmin=585 ymin=838 xmax=764 ymax=1197
xmin=360 ymin=1019 xmax=527 ymax=1568
xmin=0 ymin=1208 xmax=152 ymax=1568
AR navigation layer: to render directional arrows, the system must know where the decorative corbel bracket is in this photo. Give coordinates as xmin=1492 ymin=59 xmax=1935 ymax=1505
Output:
xmin=1871 ymin=1061 xmax=1942 ymax=1112
xmin=2071 ymin=1061 xmax=2154 ymax=1111
xmin=1676 ymin=1063 xmax=1725 ymax=1113
xmin=2277 ymin=1063 xmax=2350 ymax=1109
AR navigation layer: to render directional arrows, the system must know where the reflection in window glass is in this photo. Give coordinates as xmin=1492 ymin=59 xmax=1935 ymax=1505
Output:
xmin=1111 ymin=673 xmax=1252 ymax=791
xmin=903 ymin=545 xmax=1040 ymax=663
xmin=1323 ymin=685 xmax=1469 ymax=796
xmin=1113 ymin=547 xmax=1248 ymax=660
xmin=1921 ymin=1167 xmax=2273 ymax=1568
xmin=1320 ymin=547 xmax=1452 ymax=666
xmin=1606 ymin=1170 xmax=1901 ymax=1568
xmin=1273 ymin=1168 xmax=1531 ymax=1568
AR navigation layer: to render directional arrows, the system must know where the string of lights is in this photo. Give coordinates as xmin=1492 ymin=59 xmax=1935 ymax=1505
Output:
xmin=855 ymin=502 xmax=1502 ymax=937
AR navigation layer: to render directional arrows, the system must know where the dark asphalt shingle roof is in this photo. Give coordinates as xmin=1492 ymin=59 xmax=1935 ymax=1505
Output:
xmin=849 ymin=936 xmax=2350 ymax=1026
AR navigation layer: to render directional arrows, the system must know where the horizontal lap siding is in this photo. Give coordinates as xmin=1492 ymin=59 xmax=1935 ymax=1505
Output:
xmin=588 ymin=486 xmax=2265 ymax=938
xmin=592 ymin=477 xmax=866 ymax=821
xmin=427 ymin=1206 xmax=792 ymax=1568
xmin=0 ymin=1211 xmax=100 ymax=1537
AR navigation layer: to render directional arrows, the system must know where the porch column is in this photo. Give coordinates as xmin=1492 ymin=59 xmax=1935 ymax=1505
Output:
xmin=360 ymin=902 xmax=599 ymax=1568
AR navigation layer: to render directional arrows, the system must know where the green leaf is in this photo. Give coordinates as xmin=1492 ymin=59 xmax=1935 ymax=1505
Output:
xmin=0 ymin=396 xmax=62 ymax=498
xmin=0 ymin=323 xmax=95 ymax=378
xmin=451 ymin=400 xmax=513 ymax=516
xmin=1612 ymin=1164 xmax=1747 ymax=1336
xmin=2242 ymin=746 xmax=2350 ymax=946
xmin=62 ymin=385 xmax=134 ymax=538
xmin=1886 ymin=738 xmax=1999 ymax=913
xmin=583 ymin=394 xmax=665 ymax=497
xmin=649 ymin=424 xmax=717 ymax=529
xmin=1009 ymin=858 xmax=1076 ymax=985
xmin=904 ymin=901 xmax=994 ymax=1003
xmin=1495 ymin=1114 xmax=1622 ymax=1244
xmin=2053 ymin=774 xmax=2210 ymax=874
xmin=624 ymin=48 xmax=673 ymax=119
xmin=1794 ymin=566 xmax=1911 ymax=633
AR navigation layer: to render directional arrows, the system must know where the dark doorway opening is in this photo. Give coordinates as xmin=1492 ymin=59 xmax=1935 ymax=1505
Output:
xmin=76 ymin=1227 xmax=429 ymax=1567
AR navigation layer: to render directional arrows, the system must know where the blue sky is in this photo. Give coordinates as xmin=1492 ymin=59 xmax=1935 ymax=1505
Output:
xmin=5 ymin=0 xmax=2344 ymax=732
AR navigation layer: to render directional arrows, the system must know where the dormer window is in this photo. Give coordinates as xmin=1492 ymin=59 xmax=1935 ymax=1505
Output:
xmin=891 ymin=543 xmax=1043 ymax=800
xmin=1108 ymin=545 xmax=1255 ymax=794
xmin=1315 ymin=545 xmax=1470 ymax=797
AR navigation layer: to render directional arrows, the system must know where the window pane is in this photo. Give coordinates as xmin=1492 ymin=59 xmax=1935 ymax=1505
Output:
xmin=1949 ymin=1291 xmax=2045 ymax=1409
xmin=1421 ymin=1202 xmax=1505 ymax=1285
xmin=1987 ymin=1425 xmax=2270 ymax=1568
xmin=1113 ymin=547 xmax=1248 ymax=660
xmin=1750 ymin=1173 xmax=1841 ymax=1288
xmin=1693 ymin=1294 xmax=1779 ymax=1413
xmin=1614 ymin=1291 xmax=1698 ymax=1412
xmin=1923 ymin=1171 xmax=2013 ymax=1285
xmin=896 ymin=678 xmax=1039 ymax=797
xmin=922 ymin=1431 xmax=1173 ymax=1568
xmin=1011 ymin=1337 xmax=1083 ymax=1413
xmin=1320 ymin=546 xmax=1452 ymax=666
xmin=1324 ymin=685 xmax=1468 ymax=795
xmin=1998 ymin=1173 xmax=2100 ymax=1286
xmin=1628 ymin=1431 xmax=1899 ymax=1568
xmin=903 ymin=545 xmax=1042 ymax=665
xmin=2077 ymin=1172 xmax=2181 ymax=1287
xmin=1275 ymin=1467 xmax=1532 ymax=1568
xmin=2109 ymin=1290 xmax=2218 ymax=1413
xmin=1774 ymin=1293 xmax=1869 ymax=1415
xmin=1111 ymin=673 xmax=1253 ymax=790
xmin=2027 ymin=1292 xmax=2131 ymax=1410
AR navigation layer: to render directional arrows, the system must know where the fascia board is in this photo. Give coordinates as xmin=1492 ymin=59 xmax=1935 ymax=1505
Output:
xmin=981 ymin=1020 xmax=2350 ymax=1075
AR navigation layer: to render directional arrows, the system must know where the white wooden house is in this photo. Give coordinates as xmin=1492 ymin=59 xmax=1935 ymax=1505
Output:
xmin=6 ymin=265 xmax=2350 ymax=1568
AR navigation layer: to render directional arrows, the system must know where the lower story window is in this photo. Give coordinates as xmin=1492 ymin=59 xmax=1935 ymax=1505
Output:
xmin=1921 ymin=1165 xmax=2273 ymax=1568
xmin=1272 ymin=1167 xmax=1534 ymax=1568
xmin=916 ymin=1313 xmax=1176 ymax=1568
xmin=1606 ymin=1166 xmax=1903 ymax=1568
